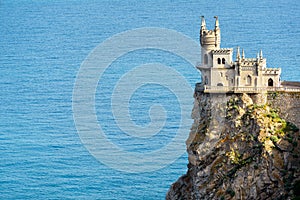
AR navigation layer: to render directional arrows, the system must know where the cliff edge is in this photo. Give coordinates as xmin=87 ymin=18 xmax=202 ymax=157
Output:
xmin=167 ymin=90 xmax=300 ymax=200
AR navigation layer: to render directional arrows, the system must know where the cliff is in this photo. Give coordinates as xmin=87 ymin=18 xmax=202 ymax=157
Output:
xmin=167 ymin=90 xmax=300 ymax=200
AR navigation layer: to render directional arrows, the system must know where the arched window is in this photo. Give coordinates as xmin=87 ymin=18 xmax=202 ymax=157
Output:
xmin=222 ymin=58 xmax=226 ymax=64
xmin=246 ymin=75 xmax=252 ymax=86
xmin=217 ymin=83 xmax=223 ymax=86
xmin=268 ymin=78 xmax=274 ymax=87
xmin=204 ymin=54 xmax=208 ymax=65
xmin=217 ymin=58 xmax=221 ymax=64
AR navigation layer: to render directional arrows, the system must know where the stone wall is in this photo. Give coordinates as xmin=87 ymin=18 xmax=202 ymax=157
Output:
xmin=267 ymin=92 xmax=300 ymax=128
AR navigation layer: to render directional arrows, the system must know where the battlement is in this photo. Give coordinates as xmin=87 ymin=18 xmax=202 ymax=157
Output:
xmin=200 ymin=16 xmax=220 ymax=49
xmin=263 ymin=68 xmax=281 ymax=75
xmin=238 ymin=60 xmax=259 ymax=66
xmin=212 ymin=49 xmax=233 ymax=55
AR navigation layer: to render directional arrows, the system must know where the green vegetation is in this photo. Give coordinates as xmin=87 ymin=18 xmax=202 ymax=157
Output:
xmin=266 ymin=108 xmax=279 ymax=119
xmin=269 ymin=92 xmax=279 ymax=99
xmin=226 ymin=188 xmax=235 ymax=197
xmin=284 ymin=122 xmax=300 ymax=132
xmin=270 ymin=135 xmax=279 ymax=143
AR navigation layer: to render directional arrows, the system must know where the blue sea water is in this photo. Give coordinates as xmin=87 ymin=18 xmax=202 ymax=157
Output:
xmin=0 ymin=0 xmax=299 ymax=199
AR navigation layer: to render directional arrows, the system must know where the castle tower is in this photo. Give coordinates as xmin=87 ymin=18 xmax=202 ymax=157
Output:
xmin=198 ymin=16 xmax=234 ymax=88
xmin=200 ymin=16 xmax=220 ymax=67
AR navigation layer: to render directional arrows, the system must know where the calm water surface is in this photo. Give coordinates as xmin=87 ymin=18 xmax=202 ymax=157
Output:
xmin=0 ymin=0 xmax=299 ymax=199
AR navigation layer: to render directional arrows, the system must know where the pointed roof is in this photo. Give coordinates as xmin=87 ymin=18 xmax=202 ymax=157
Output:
xmin=201 ymin=16 xmax=206 ymax=29
xmin=214 ymin=16 xmax=219 ymax=29
xmin=242 ymin=49 xmax=245 ymax=59
xmin=236 ymin=46 xmax=240 ymax=60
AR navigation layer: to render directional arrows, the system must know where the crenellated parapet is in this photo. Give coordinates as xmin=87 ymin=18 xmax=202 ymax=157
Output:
xmin=211 ymin=49 xmax=232 ymax=55
xmin=262 ymin=68 xmax=281 ymax=75
xmin=200 ymin=16 xmax=220 ymax=49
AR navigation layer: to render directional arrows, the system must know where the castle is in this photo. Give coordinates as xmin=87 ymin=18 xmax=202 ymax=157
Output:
xmin=197 ymin=16 xmax=282 ymax=93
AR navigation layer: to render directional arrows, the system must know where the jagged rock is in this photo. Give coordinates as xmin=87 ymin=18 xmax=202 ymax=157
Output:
xmin=167 ymin=92 xmax=300 ymax=200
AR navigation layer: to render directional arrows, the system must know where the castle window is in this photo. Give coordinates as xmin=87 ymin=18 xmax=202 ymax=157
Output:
xmin=217 ymin=58 xmax=221 ymax=64
xmin=222 ymin=58 xmax=225 ymax=64
xmin=268 ymin=78 xmax=274 ymax=87
xmin=204 ymin=76 xmax=208 ymax=84
xmin=246 ymin=75 xmax=252 ymax=86
xmin=204 ymin=54 xmax=208 ymax=65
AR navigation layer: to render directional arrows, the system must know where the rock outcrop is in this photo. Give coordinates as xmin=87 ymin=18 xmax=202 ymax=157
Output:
xmin=167 ymin=91 xmax=300 ymax=200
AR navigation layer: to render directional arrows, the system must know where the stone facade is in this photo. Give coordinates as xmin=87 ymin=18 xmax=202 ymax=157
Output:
xmin=197 ymin=16 xmax=281 ymax=93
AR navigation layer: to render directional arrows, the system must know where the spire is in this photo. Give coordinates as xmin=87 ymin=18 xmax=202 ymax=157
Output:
xmin=257 ymin=52 xmax=260 ymax=60
xmin=242 ymin=49 xmax=245 ymax=59
xmin=260 ymin=49 xmax=263 ymax=59
xmin=201 ymin=16 xmax=206 ymax=30
xmin=214 ymin=16 xmax=219 ymax=29
xmin=236 ymin=46 xmax=240 ymax=60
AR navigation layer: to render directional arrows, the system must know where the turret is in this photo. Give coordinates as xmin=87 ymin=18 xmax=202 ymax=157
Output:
xmin=242 ymin=49 xmax=245 ymax=59
xmin=200 ymin=16 xmax=221 ymax=50
xmin=200 ymin=16 xmax=221 ymax=67
xmin=214 ymin=16 xmax=219 ymax=30
xmin=260 ymin=49 xmax=263 ymax=60
xmin=236 ymin=46 xmax=240 ymax=61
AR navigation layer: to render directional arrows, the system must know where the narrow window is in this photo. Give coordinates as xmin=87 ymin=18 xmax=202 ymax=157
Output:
xmin=217 ymin=58 xmax=221 ymax=64
xmin=268 ymin=78 xmax=274 ymax=87
xmin=204 ymin=54 xmax=208 ymax=65
xmin=204 ymin=76 xmax=208 ymax=84
xmin=222 ymin=58 xmax=226 ymax=64
xmin=246 ymin=75 xmax=252 ymax=85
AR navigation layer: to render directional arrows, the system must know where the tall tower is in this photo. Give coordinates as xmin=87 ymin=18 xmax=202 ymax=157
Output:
xmin=200 ymin=16 xmax=221 ymax=67
xmin=197 ymin=16 xmax=233 ymax=88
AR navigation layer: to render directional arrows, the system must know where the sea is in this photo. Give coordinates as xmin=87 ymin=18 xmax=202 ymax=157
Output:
xmin=0 ymin=0 xmax=299 ymax=199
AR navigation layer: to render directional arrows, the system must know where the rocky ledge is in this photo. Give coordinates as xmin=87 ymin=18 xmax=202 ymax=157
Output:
xmin=167 ymin=91 xmax=300 ymax=200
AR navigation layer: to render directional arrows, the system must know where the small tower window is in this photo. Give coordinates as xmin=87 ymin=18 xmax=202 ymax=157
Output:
xmin=222 ymin=58 xmax=226 ymax=64
xmin=246 ymin=75 xmax=252 ymax=86
xmin=217 ymin=58 xmax=221 ymax=64
xmin=268 ymin=78 xmax=274 ymax=87
xmin=204 ymin=54 xmax=208 ymax=65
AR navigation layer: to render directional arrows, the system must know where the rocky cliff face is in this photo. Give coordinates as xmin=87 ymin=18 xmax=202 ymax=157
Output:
xmin=167 ymin=91 xmax=300 ymax=200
